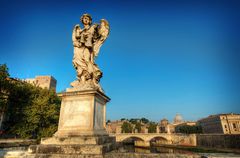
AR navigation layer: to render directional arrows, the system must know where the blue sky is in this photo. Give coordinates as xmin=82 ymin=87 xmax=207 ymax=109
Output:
xmin=0 ymin=0 xmax=239 ymax=122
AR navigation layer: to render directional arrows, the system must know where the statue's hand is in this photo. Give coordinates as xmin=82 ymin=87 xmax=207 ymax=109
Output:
xmin=92 ymin=23 xmax=99 ymax=28
xmin=74 ymin=24 xmax=82 ymax=31
xmin=75 ymin=24 xmax=80 ymax=28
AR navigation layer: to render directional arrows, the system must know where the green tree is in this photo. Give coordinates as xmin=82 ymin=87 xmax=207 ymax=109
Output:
xmin=0 ymin=64 xmax=10 ymax=113
xmin=148 ymin=122 xmax=157 ymax=133
xmin=121 ymin=118 xmax=127 ymax=121
xmin=1 ymin=64 xmax=61 ymax=139
xmin=121 ymin=122 xmax=133 ymax=133
xmin=129 ymin=118 xmax=138 ymax=124
xmin=8 ymin=86 xmax=61 ymax=139
xmin=5 ymin=80 xmax=34 ymax=133
xmin=24 ymin=89 xmax=60 ymax=139
xmin=177 ymin=125 xmax=202 ymax=134
xmin=134 ymin=122 xmax=142 ymax=133
xmin=140 ymin=117 xmax=149 ymax=124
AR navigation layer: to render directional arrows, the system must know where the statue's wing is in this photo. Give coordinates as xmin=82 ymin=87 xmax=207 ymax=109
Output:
xmin=93 ymin=19 xmax=110 ymax=57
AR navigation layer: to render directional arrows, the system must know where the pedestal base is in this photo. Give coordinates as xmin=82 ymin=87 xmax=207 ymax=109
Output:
xmin=56 ymin=90 xmax=110 ymax=137
xmin=41 ymin=135 xmax=115 ymax=145
xmin=28 ymin=135 xmax=116 ymax=157
xmin=26 ymin=89 xmax=115 ymax=157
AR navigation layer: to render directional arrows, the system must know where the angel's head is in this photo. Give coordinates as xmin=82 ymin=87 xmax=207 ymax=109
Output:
xmin=80 ymin=14 xmax=92 ymax=25
xmin=100 ymin=19 xmax=109 ymax=29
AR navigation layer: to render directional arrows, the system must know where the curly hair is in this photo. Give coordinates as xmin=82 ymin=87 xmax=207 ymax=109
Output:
xmin=80 ymin=13 xmax=92 ymax=25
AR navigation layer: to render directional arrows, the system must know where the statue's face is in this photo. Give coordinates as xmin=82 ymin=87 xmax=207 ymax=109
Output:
xmin=82 ymin=16 xmax=90 ymax=25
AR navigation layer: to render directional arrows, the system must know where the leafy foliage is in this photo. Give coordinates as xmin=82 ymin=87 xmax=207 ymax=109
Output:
xmin=148 ymin=122 xmax=157 ymax=133
xmin=121 ymin=122 xmax=133 ymax=133
xmin=0 ymin=64 xmax=10 ymax=112
xmin=176 ymin=125 xmax=202 ymax=134
xmin=134 ymin=122 xmax=142 ymax=133
xmin=121 ymin=118 xmax=127 ymax=121
xmin=0 ymin=64 xmax=61 ymax=139
xmin=140 ymin=117 xmax=149 ymax=124
xmin=120 ymin=118 xmax=151 ymax=133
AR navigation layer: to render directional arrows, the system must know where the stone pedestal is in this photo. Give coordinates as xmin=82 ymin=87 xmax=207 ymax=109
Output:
xmin=55 ymin=89 xmax=109 ymax=137
xmin=27 ymin=90 xmax=116 ymax=157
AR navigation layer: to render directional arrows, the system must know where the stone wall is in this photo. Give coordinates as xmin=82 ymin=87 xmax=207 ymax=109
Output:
xmin=0 ymin=139 xmax=36 ymax=148
xmin=172 ymin=134 xmax=196 ymax=146
xmin=197 ymin=134 xmax=240 ymax=149
xmin=104 ymin=153 xmax=201 ymax=158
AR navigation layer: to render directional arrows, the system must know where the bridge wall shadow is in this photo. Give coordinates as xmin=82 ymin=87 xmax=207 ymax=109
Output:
xmin=121 ymin=136 xmax=149 ymax=147
xmin=149 ymin=136 xmax=170 ymax=146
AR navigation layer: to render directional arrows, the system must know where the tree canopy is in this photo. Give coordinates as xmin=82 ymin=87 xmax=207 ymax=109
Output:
xmin=0 ymin=64 xmax=61 ymax=139
xmin=121 ymin=122 xmax=133 ymax=133
xmin=140 ymin=118 xmax=149 ymax=124
xmin=134 ymin=122 xmax=142 ymax=133
xmin=148 ymin=122 xmax=157 ymax=133
xmin=176 ymin=125 xmax=202 ymax=134
xmin=0 ymin=64 xmax=10 ymax=112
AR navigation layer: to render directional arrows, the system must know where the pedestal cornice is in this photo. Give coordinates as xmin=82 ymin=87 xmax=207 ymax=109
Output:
xmin=62 ymin=89 xmax=110 ymax=103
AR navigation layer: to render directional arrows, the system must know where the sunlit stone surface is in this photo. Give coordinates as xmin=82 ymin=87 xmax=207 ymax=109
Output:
xmin=26 ymin=14 xmax=116 ymax=157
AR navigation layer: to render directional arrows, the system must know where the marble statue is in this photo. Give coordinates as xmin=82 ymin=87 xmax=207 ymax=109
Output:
xmin=71 ymin=14 xmax=110 ymax=92
xmin=27 ymin=14 xmax=114 ymax=157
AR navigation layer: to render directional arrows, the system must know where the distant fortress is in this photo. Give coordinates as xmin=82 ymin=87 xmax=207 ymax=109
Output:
xmin=24 ymin=75 xmax=57 ymax=91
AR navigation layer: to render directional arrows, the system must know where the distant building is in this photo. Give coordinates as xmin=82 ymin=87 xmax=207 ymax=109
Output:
xmin=25 ymin=76 xmax=57 ymax=91
xmin=175 ymin=121 xmax=197 ymax=133
xmin=161 ymin=114 xmax=185 ymax=133
xmin=197 ymin=113 xmax=240 ymax=134
xmin=106 ymin=120 xmax=123 ymax=134
xmin=106 ymin=120 xmax=158 ymax=134
xmin=159 ymin=115 xmax=185 ymax=134
xmin=140 ymin=124 xmax=148 ymax=133
xmin=177 ymin=121 xmax=196 ymax=127
xmin=166 ymin=124 xmax=175 ymax=133
xmin=159 ymin=118 xmax=169 ymax=133
xmin=173 ymin=113 xmax=184 ymax=125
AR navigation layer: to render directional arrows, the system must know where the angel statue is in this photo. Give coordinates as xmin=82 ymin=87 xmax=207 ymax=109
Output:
xmin=70 ymin=13 xmax=110 ymax=92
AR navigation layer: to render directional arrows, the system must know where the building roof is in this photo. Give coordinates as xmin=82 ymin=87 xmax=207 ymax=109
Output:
xmin=198 ymin=113 xmax=240 ymax=122
xmin=173 ymin=113 xmax=184 ymax=124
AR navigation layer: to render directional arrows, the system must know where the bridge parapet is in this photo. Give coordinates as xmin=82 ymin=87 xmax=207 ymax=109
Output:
xmin=112 ymin=133 xmax=196 ymax=147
